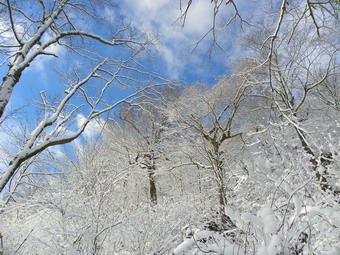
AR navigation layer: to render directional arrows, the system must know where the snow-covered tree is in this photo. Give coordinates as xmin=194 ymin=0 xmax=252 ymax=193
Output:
xmin=112 ymin=87 xmax=181 ymax=205
xmin=0 ymin=0 xmax=169 ymax=194
xmin=1 ymin=1 xmax=339 ymax=254
xmin=166 ymin=79 xmax=252 ymax=226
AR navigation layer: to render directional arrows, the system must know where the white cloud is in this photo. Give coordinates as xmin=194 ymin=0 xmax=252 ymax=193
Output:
xmin=0 ymin=18 xmax=24 ymax=49
xmin=119 ymin=0 xmax=263 ymax=79
xmin=104 ymin=6 xmax=116 ymax=24
xmin=120 ymin=0 xmax=218 ymax=78
xmin=180 ymin=1 xmax=214 ymax=35
xmin=29 ymin=33 xmax=65 ymax=72
xmin=76 ymin=114 xmax=106 ymax=141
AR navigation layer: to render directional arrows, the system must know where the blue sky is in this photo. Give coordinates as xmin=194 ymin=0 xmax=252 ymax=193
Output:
xmin=0 ymin=0 xmax=258 ymax=146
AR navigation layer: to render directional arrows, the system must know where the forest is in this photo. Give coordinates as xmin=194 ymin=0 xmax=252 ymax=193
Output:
xmin=0 ymin=0 xmax=339 ymax=254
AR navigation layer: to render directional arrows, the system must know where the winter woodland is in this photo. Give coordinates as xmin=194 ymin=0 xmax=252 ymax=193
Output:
xmin=0 ymin=0 xmax=339 ymax=254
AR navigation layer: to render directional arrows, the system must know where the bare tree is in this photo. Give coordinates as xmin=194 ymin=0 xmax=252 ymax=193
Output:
xmin=222 ymin=0 xmax=340 ymax=194
xmin=0 ymin=57 xmax=169 ymax=194
xmin=266 ymin=14 xmax=339 ymax=194
xmin=169 ymin=79 xmax=250 ymax=226
xmin=0 ymin=0 xmax=171 ymax=194
xmin=0 ymin=0 xmax=151 ymax=118
xmin=109 ymin=87 xmax=181 ymax=205
xmin=179 ymin=0 xmax=339 ymax=52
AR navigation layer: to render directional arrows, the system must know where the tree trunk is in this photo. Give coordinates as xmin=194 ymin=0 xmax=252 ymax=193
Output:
xmin=148 ymin=166 xmax=157 ymax=205
xmin=215 ymin=164 xmax=235 ymax=228
xmin=216 ymin=177 xmax=235 ymax=228
xmin=218 ymin=183 xmax=227 ymax=224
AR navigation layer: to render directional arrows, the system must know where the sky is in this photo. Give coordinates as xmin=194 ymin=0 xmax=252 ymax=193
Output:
xmin=0 ymin=0 xmax=259 ymax=151
xmin=119 ymin=0 xmax=227 ymax=81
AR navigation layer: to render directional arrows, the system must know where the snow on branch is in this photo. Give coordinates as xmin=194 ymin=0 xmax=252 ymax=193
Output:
xmin=0 ymin=56 xmax=171 ymax=193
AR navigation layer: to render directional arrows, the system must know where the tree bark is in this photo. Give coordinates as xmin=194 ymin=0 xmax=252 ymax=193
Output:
xmin=148 ymin=166 xmax=157 ymax=205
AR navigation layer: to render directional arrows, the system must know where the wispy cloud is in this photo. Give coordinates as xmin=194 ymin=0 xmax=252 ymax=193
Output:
xmin=0 ymin=18 xmax=24 ymax=50
xmin=76 ymin=114 xmax=106 ymax=141
xmin=28 ymin=33 xmax=65 ymax=73
xmin=118 ymin=0 xmax=262 ymax=81
xmin=120 ymin=0 xmax=218 ymax=79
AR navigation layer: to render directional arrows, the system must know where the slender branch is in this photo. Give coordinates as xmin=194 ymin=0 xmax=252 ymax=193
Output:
xmin=6 ymin=0 xmax=23 ymax=45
